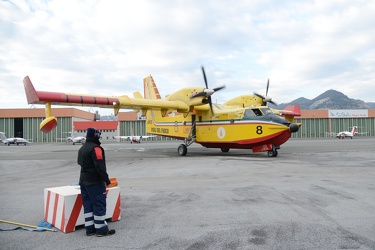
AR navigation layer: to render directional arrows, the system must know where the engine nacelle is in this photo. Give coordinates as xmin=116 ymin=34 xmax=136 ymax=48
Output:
xmin=188 ymin=97 xmax=209 ymax=107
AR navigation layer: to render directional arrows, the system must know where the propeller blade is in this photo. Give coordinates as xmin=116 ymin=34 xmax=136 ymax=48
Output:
xmin=213 ymin=85 xmax=225 ymax=92
xmin=208 ymin=96 xmax=214 ymax=116
xmin=203 ymin=66 xmax=213 ymax=116
xmin=192 ymin=88 xmax=215 ymax=98
xmin=192 ymin=92 xmax=206 ymax=98
xmin=254 ymin=92 xmax=267 ymax=106
xmin=201 ymin=66 xmax=208 ymax=89
xmin=269 ymin=100 xmax=278 ymax=106
xmin=254 ymin=92 xmax=264 ymax=99
xmin=197 ymin=66 xmax=225 ymax=116
xmin=254 ymin=79 xmax=277 ymax=106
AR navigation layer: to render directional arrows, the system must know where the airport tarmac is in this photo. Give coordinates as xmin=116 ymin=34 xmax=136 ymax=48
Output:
xmin=1 ymin=138 xmax=375 ymax=250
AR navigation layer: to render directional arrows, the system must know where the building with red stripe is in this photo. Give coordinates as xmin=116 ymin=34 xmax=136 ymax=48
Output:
xmin=1 ymin=107 xmax=374 ymax=142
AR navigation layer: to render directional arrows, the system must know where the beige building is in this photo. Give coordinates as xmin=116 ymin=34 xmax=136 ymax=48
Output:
xmin=294 ymin=109 xmax=375 ymax=138
xmin=0 ymin=108 xmax=151 ymax=143
xmin=1 ymin=108 xmax=374 ymax=142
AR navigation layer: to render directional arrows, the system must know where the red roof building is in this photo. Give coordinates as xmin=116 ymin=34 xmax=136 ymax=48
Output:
xmin=73 ymin=121 xmax=118 ymax=131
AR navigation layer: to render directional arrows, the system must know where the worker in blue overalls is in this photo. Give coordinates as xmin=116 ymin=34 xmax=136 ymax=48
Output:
xmin=77 ymin=128 xmax=115 ymax=237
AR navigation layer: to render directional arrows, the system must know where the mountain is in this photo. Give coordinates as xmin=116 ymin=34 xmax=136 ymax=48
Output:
xmin=276 ymin=90 xmax=375 ymax=110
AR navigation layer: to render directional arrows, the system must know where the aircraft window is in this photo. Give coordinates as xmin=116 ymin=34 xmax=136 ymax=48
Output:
xmin=253 ymin=109 xmax=263 ymax=116
xmin=260 ymin=108 xmax=273 ymax=115
xmin=244 ymin=109 xmax=256 ymax=118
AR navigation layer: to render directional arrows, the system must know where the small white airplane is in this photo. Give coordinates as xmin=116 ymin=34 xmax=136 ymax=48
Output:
xmin=0 ymin=132 xmax=30 ymax=146
xmin=65 ymin=131 xmax=86 ymax=145
xmin=114 ymin=134 xmax=157 ymax=143
xmin=336 ymin=126 xmax=357 ymax=139
xmin=114 ymin=127 xmax=156 ymax=143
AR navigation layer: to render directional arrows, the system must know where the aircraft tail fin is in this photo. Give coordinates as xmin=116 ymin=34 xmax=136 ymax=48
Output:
xmin=70 ymin=130 xmax=75 ymax=139
xmin=352 ymin=126 xmax=357 ymax=135
xmin=143 ymin=75 xmax=161 ymax=100
xmin=0 ymin=132 xmax=7 ymax=141
xmin=280 ymin=105 xmax=301 ymax=123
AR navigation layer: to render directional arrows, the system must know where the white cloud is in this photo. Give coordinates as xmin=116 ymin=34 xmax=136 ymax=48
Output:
xmin=1 ymin=0 xmax=374 ymax=116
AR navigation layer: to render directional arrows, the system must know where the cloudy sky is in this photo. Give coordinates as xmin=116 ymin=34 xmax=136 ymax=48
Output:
xmin=1 ymin=0 xmax=374 ymax=115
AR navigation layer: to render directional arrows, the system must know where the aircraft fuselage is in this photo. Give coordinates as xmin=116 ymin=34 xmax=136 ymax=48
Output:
xmin=2 ymin=138 xmax=28 ymax=146
xmin=146 ymin=106 xmax=299 ymax=156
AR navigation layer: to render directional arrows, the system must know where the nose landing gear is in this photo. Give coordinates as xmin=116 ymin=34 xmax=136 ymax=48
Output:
xmin=267 ymin=145 xmax=279 ymax=157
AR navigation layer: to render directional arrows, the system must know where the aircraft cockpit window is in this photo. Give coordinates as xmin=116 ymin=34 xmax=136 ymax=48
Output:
xmin=244 ymin=109 xmax=256 ymax=118
xmin=260 ymin=108 xmax=273 ymax=115
xmin=252 ymin=109 xmax=263 ymax=116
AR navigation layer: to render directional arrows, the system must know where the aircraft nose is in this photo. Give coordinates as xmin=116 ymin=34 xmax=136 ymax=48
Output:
xmin=289 ymin=123 xmax=299 ymax=133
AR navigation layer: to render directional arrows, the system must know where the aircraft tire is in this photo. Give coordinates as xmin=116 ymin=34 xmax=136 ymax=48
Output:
xmin=267 ymin=150 xmax=278 ymax=157
xmin=221 ymin=148 xmax=230 ymax=153
xmin=178 ymin=144 xmax=187 ymax=156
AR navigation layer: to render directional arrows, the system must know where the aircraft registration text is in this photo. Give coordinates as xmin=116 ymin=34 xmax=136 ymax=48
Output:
xmin=151 ymin=127 xmax=169 ymax=134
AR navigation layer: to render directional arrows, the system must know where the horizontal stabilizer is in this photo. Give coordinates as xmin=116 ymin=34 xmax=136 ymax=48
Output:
xmin=280 ymin=105 xmax=301 ymax=117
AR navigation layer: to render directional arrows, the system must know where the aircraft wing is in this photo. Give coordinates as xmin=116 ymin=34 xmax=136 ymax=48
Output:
xmin=114 ymin=135 xmax=156 ymax=139
xmin=114 ymin=136 xmax=132 ymax=140
xmin=140 ymin=135 xmax=157 ymax=139
xmin=23 ymin=76 xmax=191 ymax=113
xmin=56 ymin=138 xmax=69 ymax=142
xmin=357 ymin=132 xmax=370 ymax=135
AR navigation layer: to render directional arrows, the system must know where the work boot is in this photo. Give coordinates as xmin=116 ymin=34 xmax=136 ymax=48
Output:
xmin=97 ymin=229 xmax=116 ymax=237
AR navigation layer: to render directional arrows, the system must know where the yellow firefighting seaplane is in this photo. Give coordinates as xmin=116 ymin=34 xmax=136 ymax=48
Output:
xmin=23 ymin=67 xmax=301 ymax=157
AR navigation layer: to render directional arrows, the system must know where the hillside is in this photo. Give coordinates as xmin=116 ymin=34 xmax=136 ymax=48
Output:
xmin=277 ymin=90 xmax=375 ymax=110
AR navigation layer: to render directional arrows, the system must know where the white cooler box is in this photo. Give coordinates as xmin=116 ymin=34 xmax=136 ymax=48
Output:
xmin=44 ymin=185 xmax=121 ymax=233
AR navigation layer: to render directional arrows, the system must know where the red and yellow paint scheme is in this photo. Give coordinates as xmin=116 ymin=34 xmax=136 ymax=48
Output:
xmin=23 ymin=68 xmax=300 ymax=156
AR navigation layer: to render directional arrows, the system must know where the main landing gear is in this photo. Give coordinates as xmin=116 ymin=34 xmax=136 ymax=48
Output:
xmin=178 ymin=144 xmax=188 ymax=156
xmin=178 ymin=116 xmax=196 ymax=156
xmin=178 ymin=135 xmax=195 ymax=156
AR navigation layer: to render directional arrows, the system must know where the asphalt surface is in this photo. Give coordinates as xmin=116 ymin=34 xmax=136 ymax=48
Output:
xmin=1 ymin=138 xmax=375 ymax=250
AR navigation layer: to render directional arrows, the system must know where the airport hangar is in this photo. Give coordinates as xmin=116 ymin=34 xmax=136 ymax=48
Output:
xmin=0 ymin=108 xmax=374 ymax=143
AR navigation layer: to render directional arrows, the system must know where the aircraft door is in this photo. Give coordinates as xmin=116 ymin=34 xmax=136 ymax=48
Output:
xmin=174 ymin=121 xmax=178 ymax=132
xmin=192 ymin=114 xmax=196 ymax=137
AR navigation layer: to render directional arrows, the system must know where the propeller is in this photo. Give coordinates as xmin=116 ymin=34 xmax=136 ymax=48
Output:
xmin=192 ymin=66 xmax=225 ymax=116
xmin=254 ymin=78 xmax=277 ymax=106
